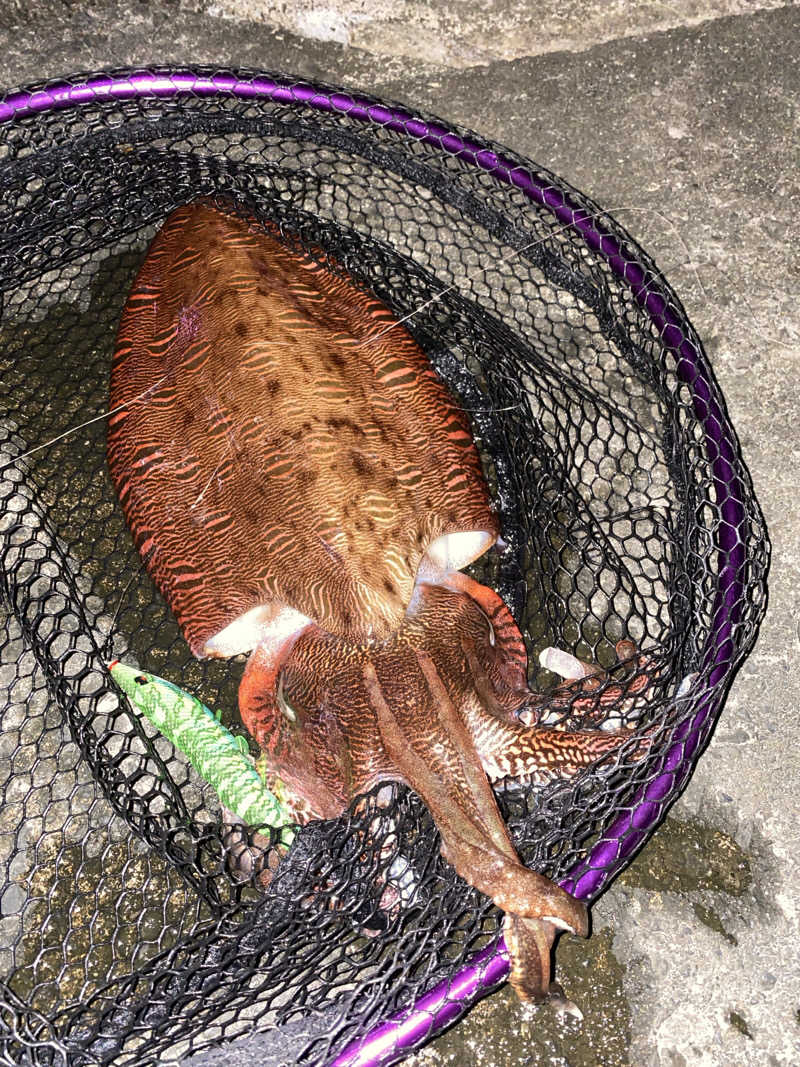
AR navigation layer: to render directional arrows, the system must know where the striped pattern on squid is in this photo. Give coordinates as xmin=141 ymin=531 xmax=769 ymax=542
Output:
xmin=107 ymin=200 xmax=496 ymax=653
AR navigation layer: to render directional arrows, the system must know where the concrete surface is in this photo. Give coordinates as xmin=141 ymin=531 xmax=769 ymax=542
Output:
xmin=0 ymin=1 xmax=797 ymax=1065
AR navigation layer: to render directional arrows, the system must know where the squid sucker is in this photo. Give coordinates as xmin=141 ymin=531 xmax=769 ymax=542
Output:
xmin=107 ymin=199 xmax=644 ymax=1004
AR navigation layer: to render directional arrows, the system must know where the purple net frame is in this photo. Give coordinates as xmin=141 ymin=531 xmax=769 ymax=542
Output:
xmin=0 ymin=70 xmax=748 ymax=1067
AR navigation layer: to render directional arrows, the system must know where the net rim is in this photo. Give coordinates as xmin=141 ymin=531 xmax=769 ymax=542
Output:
xmin=0 ymin=67 xmax=750 ymax=1067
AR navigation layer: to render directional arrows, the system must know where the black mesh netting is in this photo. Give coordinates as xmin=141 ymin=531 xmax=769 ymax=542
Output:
xmin=0 ymin=69 xmax=768 ymax=1066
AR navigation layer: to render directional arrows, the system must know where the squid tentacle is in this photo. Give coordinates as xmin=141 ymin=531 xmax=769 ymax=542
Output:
xmin=363 ymin=653 xmax=589 ymax=1003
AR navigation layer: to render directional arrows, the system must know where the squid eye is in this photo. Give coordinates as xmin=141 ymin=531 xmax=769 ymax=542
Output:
xmin=134 ymin=674 xmax=148 ymax=685
xmin=276 ymin=672 xmax=297 ymax=723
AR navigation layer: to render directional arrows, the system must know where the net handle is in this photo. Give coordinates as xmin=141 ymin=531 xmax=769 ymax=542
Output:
xmin=0 ymin=69 xmax=748 ymax=1067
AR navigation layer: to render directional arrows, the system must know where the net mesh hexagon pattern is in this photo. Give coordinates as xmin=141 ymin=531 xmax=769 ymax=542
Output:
xmin=0 ymin=69 xmax=768 ymax=1066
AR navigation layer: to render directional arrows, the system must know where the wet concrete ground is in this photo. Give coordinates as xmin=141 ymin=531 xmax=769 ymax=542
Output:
xmin=1 ymin=1 xmax=798 ymax=1064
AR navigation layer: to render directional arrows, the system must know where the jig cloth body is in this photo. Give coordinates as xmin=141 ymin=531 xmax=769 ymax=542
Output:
xmin=109 ymin=660 xmax=295 ymax=847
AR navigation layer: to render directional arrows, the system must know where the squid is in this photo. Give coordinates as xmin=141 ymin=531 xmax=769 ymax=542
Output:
xmin=106 ymin=200 xmax=650 ymax=1003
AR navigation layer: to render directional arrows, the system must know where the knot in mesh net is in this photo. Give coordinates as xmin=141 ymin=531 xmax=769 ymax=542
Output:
xmin=0 ymin=69 xmax=768 ymax=1066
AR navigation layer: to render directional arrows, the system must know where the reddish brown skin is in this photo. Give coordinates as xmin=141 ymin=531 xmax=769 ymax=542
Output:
xmin=107 ymin=201 xmax=493 ymax=649
xmin=107 ymin=201 xmax=646 ymax=1003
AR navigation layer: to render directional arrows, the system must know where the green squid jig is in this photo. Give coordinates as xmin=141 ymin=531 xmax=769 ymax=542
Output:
xmin=109 ymin=660 xmax=296 ymax=848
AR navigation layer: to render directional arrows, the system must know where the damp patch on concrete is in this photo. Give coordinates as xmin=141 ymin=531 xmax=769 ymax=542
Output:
xmin=594 ymin=801 xmax=796 ymax=1066
xmin=727 ymin=1009 xmax=753 ymax=1040
xmin=616 ymin=814 xmax=752 ymax=897
xmin=692 ymin=902 xmax=737 ymax=946
xmin=406 ymin=927 xmax=633 ymax=1067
